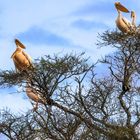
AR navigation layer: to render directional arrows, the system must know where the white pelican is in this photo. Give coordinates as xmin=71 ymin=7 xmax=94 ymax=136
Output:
xmin=11 ymin=39 xmax=33 ymax=72
xmin=131 ymin=11 xmax=136 ymax=29
xmin=115 ymin=2 xmax=131 ymax=33
xmin=26 ymin=83 xmax=46 ymax=111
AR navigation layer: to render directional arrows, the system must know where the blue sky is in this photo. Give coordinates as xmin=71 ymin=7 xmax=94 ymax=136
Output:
xmin=0 ymin=0 xmax=140 ymax=112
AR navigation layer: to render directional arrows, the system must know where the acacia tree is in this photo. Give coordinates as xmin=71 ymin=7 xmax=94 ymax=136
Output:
xmin=0 ymin=30 xmax=140 ymax=140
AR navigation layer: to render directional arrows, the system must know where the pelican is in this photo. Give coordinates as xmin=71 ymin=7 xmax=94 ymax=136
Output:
xmin=26 ymin=83 xmax=46 ymax=111
xmin=131 ymin=11 xmax=136 ymax=30
xmin=11 ymin=39 xmax=33 ymax=72
xmin=115 ymin=2 xmax=131 ymax=33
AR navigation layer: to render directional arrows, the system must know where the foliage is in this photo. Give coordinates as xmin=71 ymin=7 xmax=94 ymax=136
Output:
xmin=0 ymin=31 xmax=140 ymax=139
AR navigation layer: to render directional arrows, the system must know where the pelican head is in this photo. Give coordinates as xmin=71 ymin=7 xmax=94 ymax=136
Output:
xmin=115 ymin=2 xmax=130 ymax=13
xmin=15 ymin=39 xmax=26 ymax=49
xmin=131 ymin=11 xmax=136 ymax=19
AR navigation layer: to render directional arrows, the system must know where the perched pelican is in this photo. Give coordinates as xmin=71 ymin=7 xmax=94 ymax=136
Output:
xmin=115 ymin=2 xmax=131 ymax=33
xmin=26 ymin=84 xmax=46 ymax=111
xmin=11 ymin=39 xmax=33 ymax=72
xmin=131 ymin=11 xmax=136 ymax=29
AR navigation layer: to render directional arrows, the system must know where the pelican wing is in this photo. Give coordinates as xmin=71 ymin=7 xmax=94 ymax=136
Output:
xmin=38 ymin=94 xmax=46 ymax=104
xmin=22 ymin=51 xmax=33 ymax=67
xmin=13 ymin=59 xmax=23 ymax=72
xmin=122 ymin=17 xmax=131 ymax=28
xmin=26 ymin=87 xmax=40 ymax=102
xmin=11 ymin=50 xmax=28 ymax=71
xmin=26 ymin=86 xmax=46 ymax=104
xmin=12 ymin=51 xmax=31 ymax=71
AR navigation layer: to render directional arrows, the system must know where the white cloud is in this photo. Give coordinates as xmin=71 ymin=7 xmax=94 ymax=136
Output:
xmin=0 ymin=91 xmax=32 ymax=113
xmin=0 ymin=0 xmax=93 ymax=36
xmin=0 ymin=0 xmax=139 ymax=112
xmin=0 ymin=0 xmax=119 ymax=70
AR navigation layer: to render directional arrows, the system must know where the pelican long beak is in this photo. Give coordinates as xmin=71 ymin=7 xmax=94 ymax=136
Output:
xmin=15 ymin=39 xmax=26 ymax=49
xmin=115 ymin=2 xmax=130 ymax=13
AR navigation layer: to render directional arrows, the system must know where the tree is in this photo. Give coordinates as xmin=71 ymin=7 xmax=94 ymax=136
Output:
xmin=0 ymin=30 xmax=140 ymax=140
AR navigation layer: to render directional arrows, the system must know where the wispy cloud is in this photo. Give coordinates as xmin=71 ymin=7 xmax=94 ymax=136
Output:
xmin=16 ymin=26 xmax=72 ymax=47
xmin=72 ymin=1 xmax=114 ymax=17
xmin=0 ymin=91 xmax=32 ymax=112
xmin=70 ymin=1 xmax=116 ymax=29
xmin=71 ymin=19 xmax=108 ymax=30
xmin=0 ymin=0 xmax=139 ymax=113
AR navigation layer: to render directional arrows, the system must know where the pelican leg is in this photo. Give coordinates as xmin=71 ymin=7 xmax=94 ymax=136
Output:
xmin=33 ymin=101 xmax=39 ymax=111
xmin=48 ymin=106 xmax=52 ymax=115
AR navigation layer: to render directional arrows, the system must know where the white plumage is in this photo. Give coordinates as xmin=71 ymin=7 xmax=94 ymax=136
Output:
xmin=11 ymin=39 xmax=33 ymax=72
xmin=26 ymin=83 xmax=46 ymax=111
xmin=115 ymin=2 xmax=131 ymax=33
